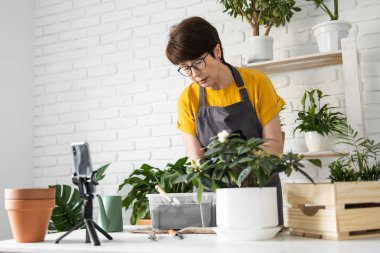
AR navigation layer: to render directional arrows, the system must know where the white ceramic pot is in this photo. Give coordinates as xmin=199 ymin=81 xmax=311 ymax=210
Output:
xmin=244 ymin=36 xmax=273 ymax=64
xmin=304 ymin=131 xmax=332 ymax=152
xmin=312 ymin=20 xmax=351 ymax=52
xmin=214 ymin=187 xmax=280 ymax=241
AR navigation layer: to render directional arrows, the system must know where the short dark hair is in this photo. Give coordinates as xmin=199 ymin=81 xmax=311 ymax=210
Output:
xmin=166 ymin=16 xmax=224 ymax=65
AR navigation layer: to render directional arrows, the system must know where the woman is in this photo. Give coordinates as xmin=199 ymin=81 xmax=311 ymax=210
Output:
xmin=166 ymin=17 xmax=285 ymax=224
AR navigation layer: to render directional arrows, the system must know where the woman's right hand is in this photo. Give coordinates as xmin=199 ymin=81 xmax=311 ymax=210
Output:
xmin=182 ymin=132 xmax=205 ymax=162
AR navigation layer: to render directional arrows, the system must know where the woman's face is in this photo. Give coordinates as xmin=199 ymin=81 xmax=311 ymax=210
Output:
xmin=178 ymin=45 xmax=223 ymax=89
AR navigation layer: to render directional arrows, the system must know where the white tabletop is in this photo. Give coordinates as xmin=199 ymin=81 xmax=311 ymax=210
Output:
xmin=0 ymin=228 xmax=379 ymax=253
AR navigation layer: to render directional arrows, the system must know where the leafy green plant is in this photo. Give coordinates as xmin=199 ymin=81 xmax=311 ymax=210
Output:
xmin=294 ymin=89 xmax=346 ymax=136
xmin=328 ymin=123 xmax=380 ymax=182
xmin=118 ymin=158 xmax=194 ymax=225
xmin=173 ymin=131 xmax=321 ymax=202
xmin=48 ymin=184 xmax=82 ymax=232
xmin=48 ymin=163 xmax=110 ymax=232
xmin=306 ymin=0 xmax=339 ymax=21
xmin=218 ymin=0 xmax=301 ymax=36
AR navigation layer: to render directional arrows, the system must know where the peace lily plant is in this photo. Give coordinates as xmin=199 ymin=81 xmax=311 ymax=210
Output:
xmin=118 ymin=158 xmax=193 ymax=225
xmin=294 ymin=89 xmax=346 ymax=152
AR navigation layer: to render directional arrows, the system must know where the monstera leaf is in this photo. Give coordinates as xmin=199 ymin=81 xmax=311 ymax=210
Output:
xmin=48 ymin=164 xmax=110 ymax=232
xmin=48 ymin=184 xmax=83 ymax=232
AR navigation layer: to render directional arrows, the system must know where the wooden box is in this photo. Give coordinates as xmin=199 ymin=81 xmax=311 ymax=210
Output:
xmin=284 ymin=182 xmax=380 ymax=240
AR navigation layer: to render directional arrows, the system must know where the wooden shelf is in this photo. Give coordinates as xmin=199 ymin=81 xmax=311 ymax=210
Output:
xmin=300 ymin=150 xmax=349 ymax=159
xmin=243 ymin=51 xmax=343 ymax=74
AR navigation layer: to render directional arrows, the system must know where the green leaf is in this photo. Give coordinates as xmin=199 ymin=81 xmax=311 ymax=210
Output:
xmin=237 ymin=146 xmax=251 ymax=155
xmin=197 ymin=183 xmax=204 ymax=204
xmin=173 ymin=174 xmax=191 ymax=184
xmin=307 ymin=159 xmax=322 ymax=168
xmin=48 ymin=184 xmax=83 ymax=232
xmin=94 ymin=163 xmax=110 ymax=182
xmin=237 ymin=167 xmax=252 ymax=186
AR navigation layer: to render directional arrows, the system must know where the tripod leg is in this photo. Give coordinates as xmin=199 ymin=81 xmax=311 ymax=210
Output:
xmin=85 ymin=227 xmax=90 ymax=243
xmin=55 ymin=221 xmax=84 ymax=244
xmin=84 ymin=220 xmax=101 ymax=246
xmin=93 ymin=222 xmax=113 ymax=240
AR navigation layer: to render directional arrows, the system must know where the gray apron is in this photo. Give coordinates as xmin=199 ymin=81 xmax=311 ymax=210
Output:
xmin=195 ymin=63 xmax=283 ymax=225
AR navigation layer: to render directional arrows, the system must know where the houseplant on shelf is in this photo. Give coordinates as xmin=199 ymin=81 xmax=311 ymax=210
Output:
xmin=218 ymin=0 xmax=301 ymax=63
xmin=118 ymin=158 xmax=193 ymax=225
xmin=174 ymin=131 xmax=321 ymax=241
xmin=294 ymin=89 xmax=346 ymax=152
xmin=306 ymin=0 xmax=351 ymax=52
xmin=284 ymin=123 xmax=380 ymax=240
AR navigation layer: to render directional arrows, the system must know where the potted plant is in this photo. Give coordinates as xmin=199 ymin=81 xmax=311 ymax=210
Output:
xmin=294 ymin=89 xmax=346 ymax=152
xmin=118 ymin=158 xmax=194 ymax=225
xmin=174 ymin=131 xmax=321 ymax=240
xmin=284 ymin=123 xmax=380 ymax=240
xmin=218 ymin=0 xmax=301 ymax=63
xmin=306 ymin=0 xmax=351 ymax=52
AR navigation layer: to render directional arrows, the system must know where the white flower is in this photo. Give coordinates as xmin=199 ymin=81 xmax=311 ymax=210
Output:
xmin=217 ymin=130 xmax=229 ymax=143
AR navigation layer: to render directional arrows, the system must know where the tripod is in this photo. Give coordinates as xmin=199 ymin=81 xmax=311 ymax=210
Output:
xmin=55 ymin=171 xmax=113 ymax=246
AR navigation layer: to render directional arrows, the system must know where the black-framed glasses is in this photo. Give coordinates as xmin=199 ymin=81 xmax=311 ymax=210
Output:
xmin=177 ymin=53 xmax=209 ymax=77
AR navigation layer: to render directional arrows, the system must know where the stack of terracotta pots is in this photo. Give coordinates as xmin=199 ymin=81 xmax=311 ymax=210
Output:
xmin=5 ymin=188 xmax=56 ymax=242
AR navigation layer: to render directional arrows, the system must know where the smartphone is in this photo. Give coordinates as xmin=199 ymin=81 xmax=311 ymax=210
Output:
xmin=71 ymin=142 xmax=93 ymax=177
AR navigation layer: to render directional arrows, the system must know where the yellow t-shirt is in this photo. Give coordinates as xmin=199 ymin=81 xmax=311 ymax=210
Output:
xmin=177 ymin=67 xmax=285 ymax=136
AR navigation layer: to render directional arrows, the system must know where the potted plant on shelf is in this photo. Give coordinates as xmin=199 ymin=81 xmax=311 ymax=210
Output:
xmin=118 ymin=158 xmax=194 ymax=225
xmin=306 ymin=0 xmax=351 ymax=52
xmin=284 ymin=122 xmax=380 ymax=240
xmin=218 ymin=0 xmax=301 ymax=63
xmin=294 ymin=89 xmax=346 ymax=152
xmin=174 ymin=131 xmax=321 ymax=241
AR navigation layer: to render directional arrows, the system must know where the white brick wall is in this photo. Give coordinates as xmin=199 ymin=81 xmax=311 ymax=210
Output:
xmin=33 ymin=0 xmax=380 ymax=221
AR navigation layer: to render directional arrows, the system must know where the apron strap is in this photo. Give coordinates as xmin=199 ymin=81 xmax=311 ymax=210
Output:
xmin=226 ymin=63 xmax=250 ymax=102
xmin=198 ymin=63 xmax=250 ymax=110
xmin=199 ymin=85 xmax=206 ymax=109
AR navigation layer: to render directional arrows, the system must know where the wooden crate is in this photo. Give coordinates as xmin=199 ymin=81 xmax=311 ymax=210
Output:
xmin=284 ymin=182 xmax=380 ymax=240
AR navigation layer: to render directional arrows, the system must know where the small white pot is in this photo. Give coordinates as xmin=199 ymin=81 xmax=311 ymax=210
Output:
xmin=243 ymin=36 xmax=273 ymax=64
xmin=304 ymin=131 xmax=332 ymax=152
xmin=215 ymin=187 xmax=280 ymax=241
xmin=312 ymin=20 xmax=351 ymax=52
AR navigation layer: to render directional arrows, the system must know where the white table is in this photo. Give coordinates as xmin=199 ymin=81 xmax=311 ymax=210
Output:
xmin=0 ymin=228 xmax=379 ymax=253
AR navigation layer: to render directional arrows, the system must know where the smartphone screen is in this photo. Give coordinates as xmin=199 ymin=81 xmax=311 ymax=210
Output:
xmin=71 ymin=142 xmax=93 ymax=177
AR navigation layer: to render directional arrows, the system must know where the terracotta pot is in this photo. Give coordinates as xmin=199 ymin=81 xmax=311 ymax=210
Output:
xmin=4 ymin=188 xmax=55 ymax=243
xmin=137 ymin=218 xmax=151 ymax=226
xmin=5 ymin=188 xmax=55 ymax=200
